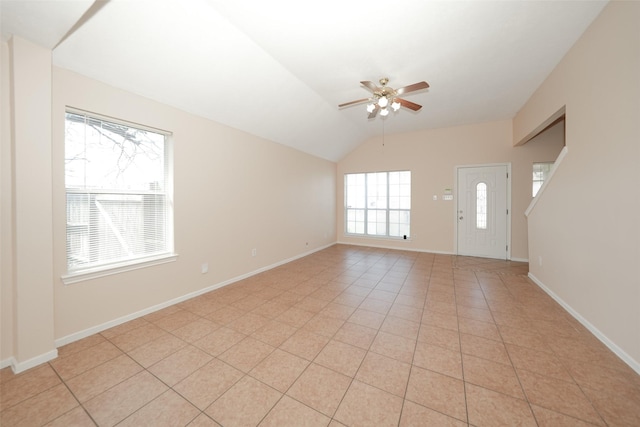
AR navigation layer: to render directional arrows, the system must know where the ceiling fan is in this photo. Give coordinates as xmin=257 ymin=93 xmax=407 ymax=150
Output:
xmin=339 ymin=77 xmax=430 ymax=118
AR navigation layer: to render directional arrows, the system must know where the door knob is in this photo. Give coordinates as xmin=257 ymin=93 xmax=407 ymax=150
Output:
xmin=459 ymin=216 xmax=464 ymax=220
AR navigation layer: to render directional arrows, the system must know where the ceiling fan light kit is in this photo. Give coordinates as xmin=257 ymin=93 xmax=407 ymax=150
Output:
xmin=339 ymin=77 xmax=430 ymax=119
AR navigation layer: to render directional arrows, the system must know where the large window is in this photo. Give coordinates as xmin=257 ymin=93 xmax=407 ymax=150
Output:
xmin=345 ymin=171 xmax=411 ymax=238
xmin=64 ymin=110 xmax=174 ymax=278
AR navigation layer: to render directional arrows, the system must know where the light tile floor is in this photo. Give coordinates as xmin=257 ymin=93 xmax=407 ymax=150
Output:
xmin=2 ymin=245 xmax=639 ymax=426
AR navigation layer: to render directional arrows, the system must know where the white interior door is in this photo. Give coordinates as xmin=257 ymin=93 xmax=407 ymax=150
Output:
xmin=457 ymin=165 xmax=509 ymax=259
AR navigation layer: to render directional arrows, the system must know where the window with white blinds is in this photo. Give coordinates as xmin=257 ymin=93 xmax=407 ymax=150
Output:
xmin=64 ymin=110 xmax=174 ymax=277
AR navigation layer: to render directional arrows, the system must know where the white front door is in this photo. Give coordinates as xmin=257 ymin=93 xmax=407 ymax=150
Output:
xmin=457 ymin=165 xmax=509 ymax=259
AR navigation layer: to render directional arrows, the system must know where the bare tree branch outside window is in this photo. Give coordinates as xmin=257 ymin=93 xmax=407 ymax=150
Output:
xmin=64 ymin=111 xmax=171 ymax=272
xmin=65 ymin=112 xmax=164 ymax=192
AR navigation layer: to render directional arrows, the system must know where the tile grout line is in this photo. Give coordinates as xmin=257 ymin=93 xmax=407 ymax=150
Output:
xmin=398 ymin=253 xmax=433 ymax=427
xmin=489 ymin=270 xmax=542 ymax=427
xmin=6 ymin=246 xmax=636 ymax=426
xmin=454 ymin=262 xmax=471 ymax=426
xmin=204 ymin=259 xmax=371 ymax=426
xmin=47 ymin=360 xmax=99 ymax=426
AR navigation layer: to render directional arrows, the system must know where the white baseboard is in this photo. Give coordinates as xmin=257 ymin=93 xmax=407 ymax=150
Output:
xmin=337 ymin=240 xmax=454 ymax=256
xmin=55 ymin=243 xmax=335 ymax=348
xmin=528 ymin=272 xmax=640 ymax=375
xmin=5 ymin=350 xmax=58 ymax=374
xmin=336 ymin=240 xmax=529 ymax=262
xmin=0 ymin=357 xmax=15 ymax=370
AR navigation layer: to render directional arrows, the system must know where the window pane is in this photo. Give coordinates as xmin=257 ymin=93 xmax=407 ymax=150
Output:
xmin=532 ymin=181 xmax=543 ymax=197
xmin=66 ymin=193 xmax=90 ymax=267
xmin=398 ymin=211 xmax=410 ymax=236
xmin=389 ymin=223 xmax=399 ymax=236
xmin=344 ymin=171 xmax=411 ymax=239
xmin=476 ymin=182 xmax=487 ymax=230
xmin=346 ymin=208 xmax=365 ymax=235
xmin=367 ymin=172 xmax=387 ymax=209
xmin=389 ymin=210 xmax=410 ymax=237
xmin=389 ymin=171 xmax=411 ymax=210
xmin=65 ymin=112 xmax=166 ymax=192
xmin=532 ymin=162 xmax=554 ymax=197
xmin=346 ymin=173 xmax=366 ymax=208
xmin=65 ymin=111 xmax=172 ymax=273
xmin=367 ymin=210 xmax=387 ymax=235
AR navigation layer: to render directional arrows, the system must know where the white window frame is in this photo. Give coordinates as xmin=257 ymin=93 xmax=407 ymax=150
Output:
xmin=344 ymin=171 xmax=411 ymax=239
xmin=62 ymin=109 xmax=177 ymax=285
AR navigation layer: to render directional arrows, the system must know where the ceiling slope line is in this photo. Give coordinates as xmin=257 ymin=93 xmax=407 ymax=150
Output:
xmin=54 ymin=0 xmax=110 ymax=49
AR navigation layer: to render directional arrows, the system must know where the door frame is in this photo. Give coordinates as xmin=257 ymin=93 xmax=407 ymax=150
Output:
xmin=454 ymin=163 xmax=512 ymax=260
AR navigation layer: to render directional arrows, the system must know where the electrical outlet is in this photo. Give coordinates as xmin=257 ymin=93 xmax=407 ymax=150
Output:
xmin=538 ymin=256 xmax=543 ymax=267
xmin=201 ymin=263 xmax=208 ymax=274
xmin=252 ymin=248 xmax=257 ymax=257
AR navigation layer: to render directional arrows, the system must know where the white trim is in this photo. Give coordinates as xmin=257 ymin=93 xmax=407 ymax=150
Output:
xmin=340 ymin=234 xmax=415 ymax=244
xmin=55 ymin=244 xmax=334 ymax=348
xmin=525 ymin=146 xmax=568 ymax=217
xmin=66 ymin=106 xmax=172 ymax=136
xmin=454 ymin=163 xmax=512 ymax=260
xmin=342 ymin=234 xmax=411 ymax=242
xmin=9 ymin=350 xmax=58 ymax=374
xmin=55 ymin=292 xmax=203 ymax=347
xmin=336 ymin=240 xmax=454 ymax=255
xmin=62 ymin=253 xmax=178 ymax=285
xmin=64 ymin=108 xmax=175 ymax=286
xmin=528 ymin=272 xmax=640 ymax=375
xmin=0 ymin=357 xmax=15 ymax=370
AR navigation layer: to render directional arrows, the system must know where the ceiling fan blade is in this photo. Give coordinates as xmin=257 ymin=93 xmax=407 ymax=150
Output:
xmin=396 ymin=97 xmax=422 ymax=111
xmin=395 ymin=81 xmax=430 ymax=96
xmin=360 ymin=81 xmax=379 ymax=93
xmin=368 ymin=104 xmax=380 ymax=119
xmin=338 ymin=98 xmax=371 ymax=108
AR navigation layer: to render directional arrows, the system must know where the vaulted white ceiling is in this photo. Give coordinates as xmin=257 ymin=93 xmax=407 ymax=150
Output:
xmin=1 ymin=0 xmax=607 ymax=161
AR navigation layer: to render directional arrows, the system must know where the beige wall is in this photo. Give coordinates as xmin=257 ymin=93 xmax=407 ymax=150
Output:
xmin=337 ymin=119 xmax=564 ymax=260
xmin=1 ymin=38 xmax=57 ymax=370
xmin=1 ymin=46 xmax=336 ymax=368
xmin=50 ymin=68 xmax=336 ymax=342
xmin=3 ymin=1 xmax=636 ymax=376
xmin=1 ymin=40 xmax=14 ymax=363
xmin=518 ymin=1 xmax=640 ymax=370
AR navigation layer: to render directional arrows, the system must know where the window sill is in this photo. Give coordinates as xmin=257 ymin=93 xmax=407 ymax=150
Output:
xmin=62 ymin=253 xmax=179 ymax=285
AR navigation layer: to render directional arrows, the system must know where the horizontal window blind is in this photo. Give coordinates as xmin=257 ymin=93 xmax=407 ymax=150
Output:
xmin=65 ymin=110 xmax=173 ymax=273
